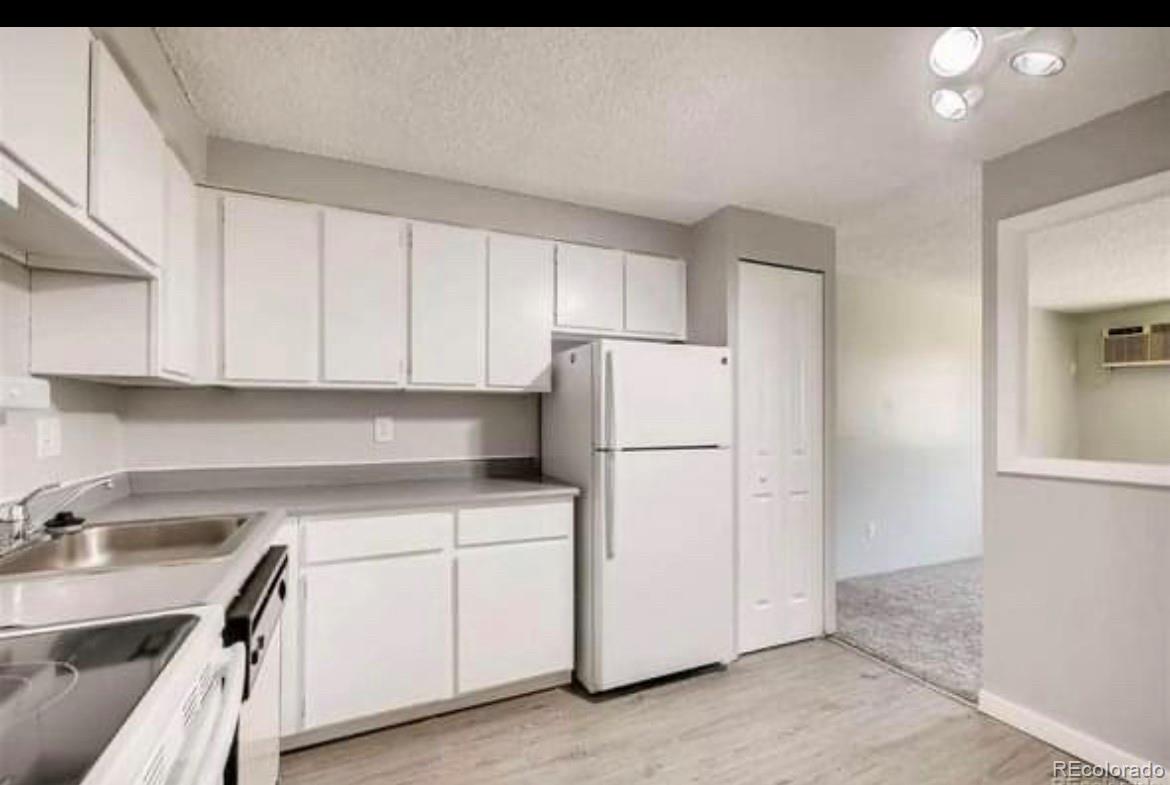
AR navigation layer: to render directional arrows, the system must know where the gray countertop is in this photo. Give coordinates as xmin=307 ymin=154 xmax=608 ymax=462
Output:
xmin=90 ymin=476 xmax=578 ymax=524
xmin=2 ymin=474 xmax=578 ymax=628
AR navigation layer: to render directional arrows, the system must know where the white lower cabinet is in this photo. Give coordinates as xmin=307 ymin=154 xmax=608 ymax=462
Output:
xmin=302 ymin=552 xmax=453 ymax=729
xmin=286 ymin=498 xmax=573 ymax=741
xmin=456 ymin=539 xmax=572 ymax=693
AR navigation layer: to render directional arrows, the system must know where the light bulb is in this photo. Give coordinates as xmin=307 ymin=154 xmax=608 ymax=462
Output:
xmin=929 ymin=27 xmax=984 ymax=78
xmin=931 ymin=88 xmax=969 ymax=121
xmin=1009 ymin=27 xmax=1075 ymax=77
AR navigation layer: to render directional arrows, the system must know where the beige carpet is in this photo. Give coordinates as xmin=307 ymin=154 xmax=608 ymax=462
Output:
xmin=835 ymin=557 xmax=982 ymax=701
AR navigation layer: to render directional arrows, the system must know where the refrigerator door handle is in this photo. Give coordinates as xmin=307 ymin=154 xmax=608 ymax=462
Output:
xmin=604 ymin=451 xmax=616 ymax=560
xmin=604 ymin=350 xmax=617 ymax=449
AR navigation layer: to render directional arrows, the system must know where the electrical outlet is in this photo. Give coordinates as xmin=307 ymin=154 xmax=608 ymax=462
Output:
xmin=373 ymin=416 xmax=395 ymax=443
xmin=36 ymin=417 xmax=62 ymax=458
xmin=866 ymin=521 xmax=878 ymax=541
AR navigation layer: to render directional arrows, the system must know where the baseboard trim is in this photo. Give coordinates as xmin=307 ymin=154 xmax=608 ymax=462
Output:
xmin=979 ymin=689 xmax=1167 ymax=784
xmin=282 ymin=670 xmax=571 ymax=752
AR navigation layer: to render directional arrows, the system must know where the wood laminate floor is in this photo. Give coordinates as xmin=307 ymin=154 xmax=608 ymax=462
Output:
xmin=282 ymin=639 xmax=1115 ymax=784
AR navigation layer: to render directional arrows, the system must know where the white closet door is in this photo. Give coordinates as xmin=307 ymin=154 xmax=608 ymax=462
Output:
xmin=322 ymin=209 xmax=405 ymax=383
xmin=736 ymin=261 xmax=824 ymax=653
xmin=409 ymin=221 xmax=486 ymax=386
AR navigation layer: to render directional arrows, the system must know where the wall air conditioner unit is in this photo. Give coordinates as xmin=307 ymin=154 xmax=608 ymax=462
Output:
xmin=1150 ymin=323 xmax=1170 ymax=363
xmin=1101 ymin=323 xmax=1170 ymax=367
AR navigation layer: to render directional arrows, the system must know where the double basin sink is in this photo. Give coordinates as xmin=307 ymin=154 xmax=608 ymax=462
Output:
xmin=0 ymin=515 xmax=256 ymax=578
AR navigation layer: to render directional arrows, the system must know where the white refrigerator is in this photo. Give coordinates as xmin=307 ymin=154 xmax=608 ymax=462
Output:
xmin=542 ymin=339 xmax=734 ymax=692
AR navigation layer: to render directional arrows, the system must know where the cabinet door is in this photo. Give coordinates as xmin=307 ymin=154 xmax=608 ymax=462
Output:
xmin=409 ymin=221 xmax=486 ymax=386
xmin=302 ymin=554 xmax=453 ymax=729
xmin=0 ymin=27 xmax=91 ymax=207
xmin=322 ymin=209 xmax=405 ymax=383
xmin=456 ymin=539 xmax=573 ymax=693
xmin=487 ymin=233 xmax=553 ymax=390
xmin=222 ymin=195 xmax=320 ymax=382
xmin=161 ymin=147 xmax=197 ymax=378
xmin=624 ymin=253 xmax=686 ymax=337
xmin=89 ymin=40 xmax=166 ymax=264
xmin=554 ymin=243 xmax=623 ymax=332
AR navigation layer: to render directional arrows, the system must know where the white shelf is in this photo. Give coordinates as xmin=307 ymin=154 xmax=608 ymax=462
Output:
xmin=0 ymin=151 xmax=156 ymax=279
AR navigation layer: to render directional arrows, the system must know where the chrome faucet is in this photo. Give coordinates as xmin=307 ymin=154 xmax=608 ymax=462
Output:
xmin=0 ymin=476 xmax=115 ymax=548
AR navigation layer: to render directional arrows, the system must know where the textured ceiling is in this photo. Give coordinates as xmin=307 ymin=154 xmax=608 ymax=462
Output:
xmin=156 ymin=27 xmax=1170 ymax=225
xmin=1028 ymin=196 xmax=1170 ymax=313
xmin=837 ymin=162 xmax=981 ymax=297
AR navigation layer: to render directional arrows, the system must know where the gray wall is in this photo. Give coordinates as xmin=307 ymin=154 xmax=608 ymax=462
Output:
xmin=122 ymin=388 xmax=537 ymax=469
xmin=205 ymin=138 xmax=691 ymax=258
xmin=0 ymin=259 xmax=126 ymax=499
xmin=982 ymin=91 xmax=1170 ymax=766
xmin=835 ymin=274 xmax=981 ymax=578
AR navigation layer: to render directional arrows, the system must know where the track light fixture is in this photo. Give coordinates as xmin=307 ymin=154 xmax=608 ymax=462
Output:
xmin=928 ymin=27 xmax=1075 ymax=121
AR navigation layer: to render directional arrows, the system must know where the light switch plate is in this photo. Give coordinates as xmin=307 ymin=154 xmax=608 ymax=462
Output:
xmin=373 ymin=416 xmax=395 ymax=443
xmin=36 ymin=416 xmax=62 ymax=458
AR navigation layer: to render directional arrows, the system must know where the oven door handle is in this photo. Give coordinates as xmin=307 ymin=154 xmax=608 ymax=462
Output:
xmin=171 ymin=643 xmax=247 ymax=785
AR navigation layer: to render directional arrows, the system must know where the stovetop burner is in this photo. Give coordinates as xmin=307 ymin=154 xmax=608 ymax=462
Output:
xmin=0 ymin=614 xmax=196 ymax=785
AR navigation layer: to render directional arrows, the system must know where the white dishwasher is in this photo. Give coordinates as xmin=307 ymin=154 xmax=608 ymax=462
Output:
xmin=224 ymin=546 xmax=288 ymax=785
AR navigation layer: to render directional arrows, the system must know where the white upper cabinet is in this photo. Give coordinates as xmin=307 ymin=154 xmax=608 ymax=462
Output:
xmin=161 ymin=147 xmax=197 ymax=378
xmin=409 ymin=221 xmax=486 ymax=387
xmin=487 ymin=233 xmax=553 ymax=390
xmin=222 ymin=195 xmax=320 ymax=382
xmin=0 ymin=27 xmax=91 ymax=207
xmin=554 ymin=243 xmax=624 ymax=332
xmin=89 ymin=40 xmax=166 ymax=264
xmin=624 ymin=253 xmax=687 ymax=337
xmin=322 ymin=209 xmax=406 ymax=384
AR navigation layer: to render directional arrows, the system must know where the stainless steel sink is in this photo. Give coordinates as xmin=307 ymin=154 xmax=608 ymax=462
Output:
xmin=0 ymin=515 xmax=256 ymax=578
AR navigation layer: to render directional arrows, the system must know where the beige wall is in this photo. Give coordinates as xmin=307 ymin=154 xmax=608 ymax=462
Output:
xmin=1025 ymin=307 xmax=1079 ymax=459
xmin=1074 ymin=302 xmax=1170 ymax=463
xmin=836 ymin=274 xmax=981 ymax=578
xmin=983 ymin=90 xmax=1170 ymax=766
xmin=834 ymin=165 xmax=982 ymax=579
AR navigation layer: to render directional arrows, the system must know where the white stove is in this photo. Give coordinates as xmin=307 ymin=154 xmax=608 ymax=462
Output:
xmin=0 ymin=605 xmax=244 ymax=785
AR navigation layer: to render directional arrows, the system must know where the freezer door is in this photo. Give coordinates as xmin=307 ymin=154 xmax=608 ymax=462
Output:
xmin=595 ymin=341 xmax=732 ymax=449
xmin=592 ymin=448 xmax=733 ymax=691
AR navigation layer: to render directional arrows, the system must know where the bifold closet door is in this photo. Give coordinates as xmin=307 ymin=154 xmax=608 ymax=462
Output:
xmin=736 ymin=261 xmax=824 ymax=653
